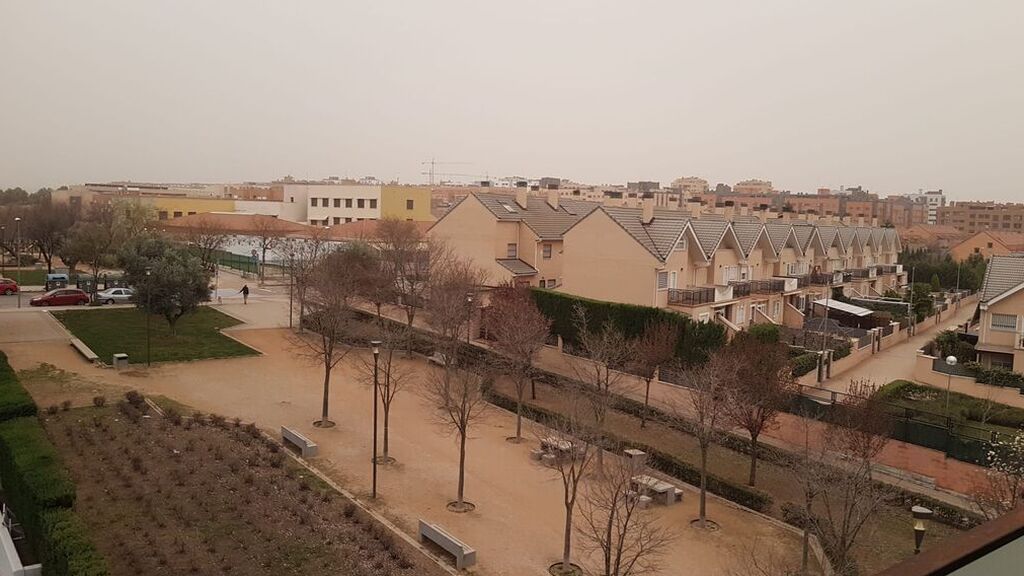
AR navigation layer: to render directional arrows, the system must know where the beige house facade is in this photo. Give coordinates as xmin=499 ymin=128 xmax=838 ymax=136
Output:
xmin=976 ymin=256 xmax=1024 ymax=372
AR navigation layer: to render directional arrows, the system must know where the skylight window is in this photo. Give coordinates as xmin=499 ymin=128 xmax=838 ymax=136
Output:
xmin=499 ymin=202 xmax=517 ymax=213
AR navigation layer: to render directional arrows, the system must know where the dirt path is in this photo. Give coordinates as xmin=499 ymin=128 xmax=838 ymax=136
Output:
xmin=6 ymin=328 xmax=813 ymax=576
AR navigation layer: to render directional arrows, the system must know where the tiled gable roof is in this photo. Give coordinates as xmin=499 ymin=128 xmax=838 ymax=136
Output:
xmin=731 ymin=222 xmax=765 ymax=257
xmin=838 ymin=227 xmax=859 ymax=250
xmin=600 ymin=206 xmax=691 ymax=260
xmin=765 ymin=223 xmax=798 ymax=254
xmin=871 ymin=228 xmax=886 ymax=249
xmin=980 ymin=255 xmax=1024 ymax=303
xmin=855 ymin=227 xmax=873 ymax=248
xmin=817 ymin=226 xmax=841 ymax=252
xmin=495 ymin=259 xmax=538 ymax=276
xmin=689 ymin=219 xmax=731 ymax=259
xmin=791 ymin=224 xmax=814 ymax=252
xmin=474 ymin=192 xmax=598 ymax=240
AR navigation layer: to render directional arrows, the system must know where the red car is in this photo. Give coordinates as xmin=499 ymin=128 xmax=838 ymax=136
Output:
xmin=29 ymin=288 xmax=90 ymax=307
xmin=0 ymin=278 xmax=18 ymax=295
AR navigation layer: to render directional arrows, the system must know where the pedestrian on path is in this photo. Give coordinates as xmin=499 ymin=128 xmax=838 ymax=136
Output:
xmin=240 ymin=284 xmax=249 ymax=305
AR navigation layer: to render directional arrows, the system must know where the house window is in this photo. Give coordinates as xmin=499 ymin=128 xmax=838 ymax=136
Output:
xmin=173 ymin=211 xmax=182 ymax=218
xmin=357 ymin=199 xmax=366 ymax=208
xmin=311 ymin=198 xmax=318 ymax=207
xmin=345 ymin=217 xmax=352 ymax=223
xmin=657 ymin=271 xmax=669 ymax=290
xmin=188 ymin=211 xmax=196 ymax=216
xmin=773 ymin=301 xmax=781 ymax=318
xmin=669 ymin=271 xmax=677 ymax=288
xmin=345 ymin=198 xmax=353 ymax=208
xmin=506 ymin=243 xmax=517 ymax=258
xmin=369 ymin=199 xmax=378 ymax=209
xmin=406 ymin=199 xmax=415 ymax=210
xmin=974 ymin=247 xmax=981 ymax=254
xmin=991 ymin=313 xmax=1018 ymax=332
xmin=333 ymin=217 xmax=341 ymax=225
xmin=735 ymin=305 xmax=746 ymax=324
xmin=542 ymin=244 xmax=552 ymax=259
xmin=289 ymin=196 xmax=294 ymax=203
xmin=546 ymin=279 xmax=557 ymax=288
xmin=987 ymin=242 xmax=994 ymax=248
xmin=158 ymin=211 xmax=168 ymax=220
xmin=334 ymin=198 xmax=341 ymax=208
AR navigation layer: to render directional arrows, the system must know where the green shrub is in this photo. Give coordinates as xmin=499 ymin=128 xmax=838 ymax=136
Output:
xmin=746 ymin=323 xmax=781 ymax=344
xmin=0 ymin=351 xmax=37 ymax=422
xmin=791 ymin=352 xmax=819 ymax=377
xmin=964 ymin=362 xmax=1024 ymax=389
xmin=38 ymin=508 xmax=109 ymax=576
xmin=530 ymin=289 xmax=726 ymax=366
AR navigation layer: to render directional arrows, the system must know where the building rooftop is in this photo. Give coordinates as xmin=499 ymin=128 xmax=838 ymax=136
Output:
xmin=472 ymin=192 xmax=599 ymax=240
xmin=979 ymin=255 xmax=1024 ymax=303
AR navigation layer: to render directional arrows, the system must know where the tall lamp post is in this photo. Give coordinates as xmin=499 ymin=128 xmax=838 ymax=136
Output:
xmin=145 ymin=268 xmax=152 ymax=368
xmin=912 ymin=505 xmax=933 ymax=554
xmin=465 ymin=292 xmax=474 ymax=344
xmin=944 ymin=355 xmax=957 ymax=417
xmin=1 ymin=225 xmax=6 ymax=279
xmin=288 ymin=252 xmax=295 ymax=329
xmin=14 ymin=217 xmax=22 ymax=309
xmin=370 ymin=340 xmax=382 ymax=499
xmin=954 ymin=262 xmax=961 ymax=310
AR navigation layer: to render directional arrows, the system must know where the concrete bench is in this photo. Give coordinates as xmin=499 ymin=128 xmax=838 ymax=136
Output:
xmin=281 ymin=426 xmax=318 ymax=458
xmin=419 ymin=520 xmax=476 ymax=570
xmin=69 ymin=338 xmax=99 ymax=363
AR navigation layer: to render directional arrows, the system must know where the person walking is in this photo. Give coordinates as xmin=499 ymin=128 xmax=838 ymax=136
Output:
xmin=240 ymin=284 xmax=250 ymax=305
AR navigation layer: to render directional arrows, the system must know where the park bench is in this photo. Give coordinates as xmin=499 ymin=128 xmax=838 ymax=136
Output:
xmin=69 ymin=338 xmax=99 ymax=363
xmin=281 ymin=426 xmax=318 ymax=458
xmin=418 ymin=519 xmax=476 ymax=570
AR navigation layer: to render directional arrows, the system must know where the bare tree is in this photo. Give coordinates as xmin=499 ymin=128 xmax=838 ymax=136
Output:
xmin=721 ymin=337 xmax=795 ymax=486
xmin=282 ymin=228 xmax=332 ymax=330
xmin=359 ymin=320 xmax=412 ymax=463
xmin=541 ymin=390 xmax=599 ymax=575
xmin=804 ymin=379 xmax=893 ymax=576
xmin=484 ymin=284 xmax=551 ymax=441
xmin=24 ymin=201 xmax=77 ymax=272
xmin=791 ymin=409 xmax=827 ymax=576
xmin=972 ymin=430 xmax=1024 ymax=520
xmin=674 ymin=351 xmax=737 ymax=528
xmin=629 ymin=320 xmax=678 ymax=430
xmin=289 ymin=246 xmax=364 ymax=427
xmin=577 ymin=458 xmax=675 ymax=576
xmin=178 ymin=213 xmax=228 ymax=269
xmin=425 ymin=256 xmax=484 ymax=367
xmin=570 ymin=304 xmax=634 ymax=469
xmin=251 ymin=215 xmax=284 ymax=283
xmin=422 ymin=364 xmax=489 ymax=512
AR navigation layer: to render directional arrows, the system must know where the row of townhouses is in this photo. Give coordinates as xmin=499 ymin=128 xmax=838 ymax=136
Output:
xmin=430 ymin=190 xmax=906 ymax=333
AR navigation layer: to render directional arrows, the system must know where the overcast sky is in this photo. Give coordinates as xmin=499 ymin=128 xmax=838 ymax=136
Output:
xmin=2 ymin=1 xmax=1022 ymax=201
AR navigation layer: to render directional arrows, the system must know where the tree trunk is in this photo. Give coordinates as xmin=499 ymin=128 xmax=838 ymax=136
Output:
xmin=561 ymin=501 xmax=574 ymax=570
xmin=801 ymin=525 xmax=810 ymax=575
xmin=321 ymin=363 xmax=331 ymax=424
xmin=748 ymin=434 xmax=759 ymax=486
xmin=699 ymin=445 xmax=708 ymax=528
xmin=515 ymin=385 xmax=524 ymax=440
xmin=530 ymin=377 xmax=537 ymax=400
xmin=457 ymin=429 xmax=467 ymax=505
xmin=641 ymin=378 xmax=652 ymax=429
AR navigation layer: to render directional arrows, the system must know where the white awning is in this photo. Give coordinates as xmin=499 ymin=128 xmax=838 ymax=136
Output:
xmin=812 ymin=299 xmax=873 ymax=317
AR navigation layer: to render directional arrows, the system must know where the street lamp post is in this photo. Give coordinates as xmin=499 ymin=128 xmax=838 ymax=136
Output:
xmin=145 ymin=268 xmax=152 ymax=368
xmin=944 ymin=355 xmax=957 ymax=417
xmin=371 ymin=340 xmax=382 ymax=499
xmin=465 ymin=292 xmax=474 ymax=344
xmin=14 ymin=217 xmax=22 ymax=309
xmin=912 ymin=505 xmax=933 ymax=554
xmin=1 ymin=225 xmax=6 ymax=279
xmin=288 ymin=252 xmax=295 ymax=329
xmin=954 ymin=263 xmax=961 ymax=310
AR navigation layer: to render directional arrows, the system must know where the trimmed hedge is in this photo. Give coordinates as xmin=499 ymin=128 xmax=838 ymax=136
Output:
xmin=37 ymin=508 xmax=109 ymax=576
xmin=0 ymin=350 xmax=37 ymax=422
xmin=963 ymin=362 xmax=1024 ymax=389
xmin=485 ymin=389 xmax=774 ymax=513
xmin=530 ymin=289 xmax=726 ymax=366
xmin=791 ymin=352 xmax=819 ymax=377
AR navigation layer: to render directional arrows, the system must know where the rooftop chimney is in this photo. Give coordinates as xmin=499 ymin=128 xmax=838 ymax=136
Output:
xmin=871 ymin=217 xmax=878 ymax=227
xmin=857 ymin=216 xmax=865 ymax=227
xmin=641 ymin=197 xmax=655 ymax=225
xmin=547 ymin=189 xmax=559 ymax=210
xmin=516 ymin=189 xmax=529 ymax=210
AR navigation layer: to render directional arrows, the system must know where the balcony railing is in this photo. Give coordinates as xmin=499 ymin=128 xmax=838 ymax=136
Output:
xmin=780 ymin=274 xmax=809 ymax=288
xmin=850 ymin=267 xmax=877 ymax=279
xmin=877 ymin=264 xmax=900 ymax=275
xmin=809 ymin=272 xmax=844 ymax=286
xmin=751 ymin=278 xmax=785 ymax=294
xmin=667 ymin=285 xmax=733 ymax=306
xmin=729 ymin=281 xmax=751 ymax=298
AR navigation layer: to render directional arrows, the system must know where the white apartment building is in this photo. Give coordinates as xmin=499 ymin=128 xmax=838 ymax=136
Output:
xmin=906 ymin=189 xmax=947 ymax=224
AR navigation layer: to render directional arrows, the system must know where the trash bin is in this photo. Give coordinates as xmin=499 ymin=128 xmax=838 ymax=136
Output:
xmin=112 ymin=353 xmax=129 ymax=370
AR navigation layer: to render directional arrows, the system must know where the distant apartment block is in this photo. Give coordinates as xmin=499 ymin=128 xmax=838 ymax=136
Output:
xmin=670 ymin=176 xmax=710 ymax=198
xmin=904 ymin=189 xmax=946 ymax=224
xmin=733 ymin=179 xmax=773 ymax=195
xmin=938 ymin=201 xmax=1024 ymax=234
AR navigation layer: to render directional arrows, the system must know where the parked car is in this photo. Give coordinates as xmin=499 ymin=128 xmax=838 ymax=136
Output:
xmin=96 ymin=287 xmax=135 ymax=305
xmin=29 ymin=288 xmax=90 ymax=307
xmin=0 ymin=278 xmax=19 ymax=295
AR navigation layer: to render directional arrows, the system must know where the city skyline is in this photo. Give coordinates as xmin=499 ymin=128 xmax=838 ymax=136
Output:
xmin=2 ymin=1 xmax=1022 ymax=201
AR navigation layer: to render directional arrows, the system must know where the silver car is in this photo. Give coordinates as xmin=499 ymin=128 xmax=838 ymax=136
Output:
xmin=96 ymin=287 xmax=135 ymax=305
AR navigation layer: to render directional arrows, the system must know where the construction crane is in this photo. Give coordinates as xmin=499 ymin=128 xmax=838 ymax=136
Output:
xmin=421 ymin=159 xmax=472 ymax=185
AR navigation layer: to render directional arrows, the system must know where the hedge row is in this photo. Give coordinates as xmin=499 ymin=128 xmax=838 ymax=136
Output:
xmin=791 ymin=352 xmax=820 ymax=377
xmin=530 ymin=289 xmax=727 ymax=366
xmin=0 ymin=350 xmax=37 ymax=422
xmin=0 ymin=364 xmax=108 ymax=575
xmin=963 ymin=362 xmax=1024 ymax=389
xmin=485 ymin=388 xmax=774 ymax=513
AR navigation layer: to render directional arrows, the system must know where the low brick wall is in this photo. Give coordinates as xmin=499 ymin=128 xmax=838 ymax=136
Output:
xmin=913 ymin=352 xmax=1024 ymax=409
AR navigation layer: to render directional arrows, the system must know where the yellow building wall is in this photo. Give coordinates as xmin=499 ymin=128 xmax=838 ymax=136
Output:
xmin=381 ymin=186 xmax=434 ymax=222
xmin=950 ymin=233 xmax=1013 ymax=262
xmin=150 ymin=197 xmax=235 ymax=219
xmin=428 ymin=196 xmax=509 ymax=285
xmin=979 ymin=293 xmax=1024 ymax=350
xmin=561 ymin=210 xmax=660 ymax=306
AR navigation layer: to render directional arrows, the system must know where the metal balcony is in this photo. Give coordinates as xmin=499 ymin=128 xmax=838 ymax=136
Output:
xmin=729 ymin=281 xmax=751 ymax=298
xmin=751 ymin=278 xmax=785 ymax=294
xmin=667 ymin=285 xmax=734 ymax=306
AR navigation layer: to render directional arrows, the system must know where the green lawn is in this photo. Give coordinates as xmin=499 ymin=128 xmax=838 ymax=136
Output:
xmin=877 ymin=380 xmax=1024 ymax=437
xmin=53 ymin=307 xmax=257 ymax=364
xmin=2 ymin=268 xmax=48 ymax=286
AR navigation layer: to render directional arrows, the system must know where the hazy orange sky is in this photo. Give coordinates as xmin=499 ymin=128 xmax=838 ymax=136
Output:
xmin=2 ymin=1 xmax=1022 ymax=201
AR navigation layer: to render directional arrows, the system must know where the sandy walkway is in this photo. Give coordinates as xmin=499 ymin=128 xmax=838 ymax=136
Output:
xmin=4 ymin=328 xmax=813 ymax=576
